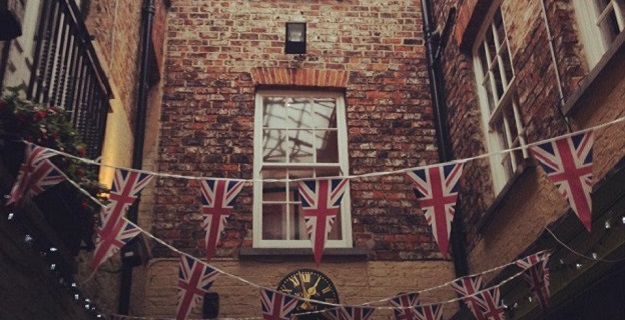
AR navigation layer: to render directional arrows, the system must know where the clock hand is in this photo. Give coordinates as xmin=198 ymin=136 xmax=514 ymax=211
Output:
xmin=298 ymin=272 xmax=314 ymax=310
xmin=307 ymin=277 xmax=322 ymax=296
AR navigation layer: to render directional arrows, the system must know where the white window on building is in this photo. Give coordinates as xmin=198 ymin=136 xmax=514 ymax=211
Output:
xmin=473 ymin=6 xmax=528 ymax=194
xmin=574 ymin=0 xmax=625 ymax=68
xmin=253 ymin=90 xmax=352 ymax=248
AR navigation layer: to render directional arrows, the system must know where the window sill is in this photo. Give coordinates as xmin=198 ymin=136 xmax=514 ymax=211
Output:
xmin=562 ymin=31 xmax=625 ymax=116
xmin=477 ymin=158 xmax=536 ymax=233
xmin=238 ymin=247 xmax=369 ymax=262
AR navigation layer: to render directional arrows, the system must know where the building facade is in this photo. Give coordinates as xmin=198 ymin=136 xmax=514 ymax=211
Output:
xmin=429 ymin=0 xmax=625 ymax=319
xmin=139 ymin=0 xmax=458 ymax=319
xmin=3 ymin=0 xmax=625 ymax=319
xmin=0 ymin=0 xmax=168 ymax=318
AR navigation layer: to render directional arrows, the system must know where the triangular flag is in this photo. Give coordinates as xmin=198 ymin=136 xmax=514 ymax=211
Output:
xmin=530 ymin=132 xmax=593 ymax=231
xmin=90 ymin=218 xmax=141 ymax=271
xmin=200 ymin=179 xmax=244 ymax=261
xmin=323 ymin=306 xmax=376 ymax=320
xmin=389 ymin=292 xmax=420 ymax=320
xmin=176 ymin=255 xmax=220 ymax=320
xmin=406 ymin=162 xmax=464 ymax=256
xmin=7 ymin=143 xmax=66 ymax=206
xmin=516 ymin=251 xmax=551 ymax=311
xmin=451 ymin=275 xmax=486 ymax=320
xmin=259 ymin=288 xmax=299 ymax=320
xmin=102 ymin=169 xmax=154 ymax=229
xmin=298 ymin=178 xmax=349 ymax=265
xmin=474 ymin=287 xmax=506 ymax=320
xmin=410 ymin=304 xmax=444 ymax=320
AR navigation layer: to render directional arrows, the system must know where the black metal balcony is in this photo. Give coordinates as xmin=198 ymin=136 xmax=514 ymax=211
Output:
xmin=27 ymin=0 xmax=112 ymax=160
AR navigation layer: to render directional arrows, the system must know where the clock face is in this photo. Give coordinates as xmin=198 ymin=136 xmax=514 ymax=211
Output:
xmin=277 ymin=269 xmax=340 ymax=318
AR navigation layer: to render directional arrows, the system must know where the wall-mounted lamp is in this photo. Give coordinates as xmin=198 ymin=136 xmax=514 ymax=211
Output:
xmin=285 ymin=22 xmax=306 ymax=54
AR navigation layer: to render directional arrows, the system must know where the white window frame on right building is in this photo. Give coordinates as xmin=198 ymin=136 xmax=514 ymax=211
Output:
xmin=472 ymin=4 xmax=529 ymax=194
xmin=573 ymin=0 xmax=625 ymax=69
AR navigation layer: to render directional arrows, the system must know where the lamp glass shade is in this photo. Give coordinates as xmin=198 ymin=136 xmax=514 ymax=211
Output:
xmin=287 ymin=23 xmax=306 ymax=42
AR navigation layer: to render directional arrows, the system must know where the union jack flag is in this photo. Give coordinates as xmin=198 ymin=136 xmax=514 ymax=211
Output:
xmin=324 ymin=306 xmax=376 ymax=320
xmin=389 ymin=293 xmax=420 ymax=320
xmin=259 ymin=288 xmax=298 ymax=320
xmin=410 ymin=304 xmax=444 ymax=320
xmin=475 ymin=287 xmax=506 ymax=320
xmin=7 ymin=143 xmax=66 ymax=206
xmin=176 ymin=255 xmax=220 ymax=320
xmin=102 ymin=169 xmax=154 ymax=231
xmin=515 ymin=251 xmax=551 ymax=311
xmin=406 ymin=162 xmax=464 ymax=256
xmin=530 ymin=132 xmax=594 ymax=231
xmin=297 ymin=178 xmax=349 ymax=265
xmin=90 ymin=217 xmax=141 ymax=271
xmin=451 ymin=275 xmax=486 ymax=320
xmin=200 ymin=179 xmax=245 ymax=261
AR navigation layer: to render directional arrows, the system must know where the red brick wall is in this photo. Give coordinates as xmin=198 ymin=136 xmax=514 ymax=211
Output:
xmin=432 ymin=0 xmax=615 ymax=271
xmin=154 ymin=0 xmax=443 ymax=260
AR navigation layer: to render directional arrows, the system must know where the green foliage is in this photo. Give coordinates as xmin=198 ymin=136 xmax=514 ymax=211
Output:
xmin=0 ymin=87 xmax=108 ymax=225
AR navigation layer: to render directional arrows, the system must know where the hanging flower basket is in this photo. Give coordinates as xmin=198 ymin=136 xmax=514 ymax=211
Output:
xmin=0 ymin=87 xmax=107 ymax=254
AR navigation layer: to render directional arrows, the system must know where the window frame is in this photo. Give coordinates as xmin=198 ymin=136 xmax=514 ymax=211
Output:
xmin=472 ymin=4 xmax=529 ymax=194
xmin=252 ymin=89 xmax=352 ymax=249
xmin=573 ymin=0 xmax=625 ymax=69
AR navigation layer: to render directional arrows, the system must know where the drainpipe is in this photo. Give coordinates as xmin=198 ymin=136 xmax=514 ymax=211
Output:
xmin=420 ymin=0 xmax=469 ymax=278
xmin=118 ymin=0 xmax=155 ymax=315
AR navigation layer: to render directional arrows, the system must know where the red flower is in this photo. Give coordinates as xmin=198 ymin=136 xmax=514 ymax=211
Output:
xmin=33 ymin=111 xmax=47 ymax=121
xmin=76 ymin=146 xmax=86 ymax=157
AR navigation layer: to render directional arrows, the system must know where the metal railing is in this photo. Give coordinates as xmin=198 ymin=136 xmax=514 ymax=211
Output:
xmin=27 ymin=0 xmax=112 ymax=160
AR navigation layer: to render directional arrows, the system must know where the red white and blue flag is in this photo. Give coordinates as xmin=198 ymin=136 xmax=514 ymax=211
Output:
xmin=516 ymin=251 xmax=551 ymax=311
xmin=90 ymin=217 xmax=141 ymax=271
xmin=176 ymin=255 xmax=220 ymax=320
xmin=475 ymin=287 xmax=506 ymax=320
xmin=324 ymin=306 xmax=376 ymax=320
xmin=259 ymin=288 xmax=298 ymax=320
xmin=7 ymin=143 xmax=66 ymax=206
xmin=298 ymin=178 xmax=349 ymax=265
xmin=200 ymin=179 xmax=245 ymax=261
xmin=410 ymin=304 xmax=444 ymax=320
xmin=389 ymin=293 xmax=420 ymax=320
xmin=451 ymin=275 xmax=486 ymax=320
xmin=406 ymin=162 xmax=464 ymax=256
xmin=530 ymin=132 xmax=594 ymax=231
xmin=101 ymin=169 xmax=154 ymax=230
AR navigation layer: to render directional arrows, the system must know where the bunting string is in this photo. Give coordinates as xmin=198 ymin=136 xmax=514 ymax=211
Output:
xmin=29 ymin=115 xmax=625 ymax=184
xmin=545 ymin=227 xmax=625 ymax=263
xmin=4 ymin=113 xmax=625 ymax=319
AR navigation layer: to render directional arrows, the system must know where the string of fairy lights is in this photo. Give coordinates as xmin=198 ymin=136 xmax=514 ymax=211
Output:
xmin=3 ymin=115 xmax=625 ymax=319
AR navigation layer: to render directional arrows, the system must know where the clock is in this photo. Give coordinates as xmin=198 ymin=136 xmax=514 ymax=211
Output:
xmin=277 ymin=269 xmax=340 ymax=319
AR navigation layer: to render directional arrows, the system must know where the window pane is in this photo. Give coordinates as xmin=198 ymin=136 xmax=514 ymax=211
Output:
xmin=313 ymin=98 xmax=337 ymax=128
xmin=287 ymin=98 xmax=311 ymax=129
xmin=316 ymin=129 xmax=339 ymax=163
xmin=484 ymin=78 xmax=496 ymax=114
xmin=263 ymin=97 xmax=287 ymax=128
xmin=289 ymin=129 xmax=314 ymax=163
xmin=263 ymin=129 xmax=287 ymax=162
xmin=492 ymin=62 xmax=504 ymax=100
xmin=262 ymin=169 xmax=286 ymax=201
xmin=479 ymin=43 xmax=489 ymax=75
xmin=486 ymin=28 xmax=497 ymax=68
xmin=501 ymin=46 xmax=514 ymax=84
xmin=494 ymin=9 xmax=505 ymax=47
xmin=262 ymin=203 xmax=287 ymax=240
